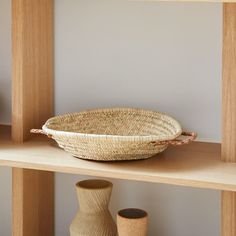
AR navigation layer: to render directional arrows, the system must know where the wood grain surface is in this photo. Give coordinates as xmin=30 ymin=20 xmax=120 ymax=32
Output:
xmin=222 ymin=3 xmax=236 ymax=236
xmin=12 ymin=0 xmax=54 ymax=235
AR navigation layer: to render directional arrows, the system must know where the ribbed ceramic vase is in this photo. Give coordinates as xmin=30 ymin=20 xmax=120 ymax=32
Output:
xmin=117 ymin=208 xmax=148 ymax=236
xmin=70 ymin=179 xmax=117 ymax=236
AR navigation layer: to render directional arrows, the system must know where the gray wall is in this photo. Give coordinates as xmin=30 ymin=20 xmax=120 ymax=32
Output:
xmin=0 ymin=0 xmax=12 ymax=234
xmin=0 ymin=0 xmax=11 ymax=124
xmin=0 ymin=0 xmax=222 ymax=235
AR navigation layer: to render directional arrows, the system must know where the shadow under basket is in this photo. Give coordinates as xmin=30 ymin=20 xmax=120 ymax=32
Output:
xmin=31 ymin=107 xmax=197 ymax=161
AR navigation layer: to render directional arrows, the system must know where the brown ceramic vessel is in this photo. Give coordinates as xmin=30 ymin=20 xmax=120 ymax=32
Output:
xmin=117 ymin=208 xmax=148 ymax=236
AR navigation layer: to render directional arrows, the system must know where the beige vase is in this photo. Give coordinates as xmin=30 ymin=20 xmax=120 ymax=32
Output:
xmin=70 ymin=179 xmax=117 ymax=236
xmin=117 ymin=208 xmax=148 ymax=236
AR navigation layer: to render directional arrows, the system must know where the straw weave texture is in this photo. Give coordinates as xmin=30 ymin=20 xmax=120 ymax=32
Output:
xmin=42 ymin=108 xmax=182 ymax=161
xmin=70 ymin=180 xmax=117 ymax=236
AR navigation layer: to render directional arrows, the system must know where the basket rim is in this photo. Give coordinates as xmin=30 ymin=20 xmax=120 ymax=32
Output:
xmin=42 ymin=107 xmax=182 ymax=142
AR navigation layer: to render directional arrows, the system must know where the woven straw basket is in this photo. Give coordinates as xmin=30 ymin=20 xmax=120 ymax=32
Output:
xmin=31 ymin=108 xmax=197 ymax=161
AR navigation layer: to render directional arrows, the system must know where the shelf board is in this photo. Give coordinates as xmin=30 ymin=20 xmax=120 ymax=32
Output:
xmin=141 ymin=0 xmax=236 ymax=2
xmin=0 ymin=126 xmax=235 ymax=191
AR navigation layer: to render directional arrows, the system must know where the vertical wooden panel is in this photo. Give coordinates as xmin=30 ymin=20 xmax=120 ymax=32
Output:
xmin=222 ymin=191 xmax=236 ymax=236
xmin=12 ymin=169 xmax=54 ymax=236
xmin=12 ymin=0 xmax=54 ymax=235
xmin=12 ymin=0 xmax=54 ymax=141
xmin=222 ymin=3 xmax=236 ymax=236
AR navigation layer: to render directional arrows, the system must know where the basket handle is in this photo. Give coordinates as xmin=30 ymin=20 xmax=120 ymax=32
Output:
xmin=30 ymin=129 xmax=52 ymax=138
xmin=153 ymin=131 xmax=197 ymax=146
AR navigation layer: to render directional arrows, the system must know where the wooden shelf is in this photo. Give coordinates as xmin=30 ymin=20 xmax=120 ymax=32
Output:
xmin=7 ymin=1 xmax=236 ymax=235
xmin=143 ymin=0 xmax=236 ymax=2
xmin=1 ymin=126 xmax=236 ymax=191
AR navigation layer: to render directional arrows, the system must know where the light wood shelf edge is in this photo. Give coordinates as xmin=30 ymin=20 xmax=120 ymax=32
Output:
xmin=2 ymin=126 xmax=236 ymax=192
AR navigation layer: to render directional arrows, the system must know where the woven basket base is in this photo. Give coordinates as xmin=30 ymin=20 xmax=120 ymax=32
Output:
xmin=67 ymin=147 xmax=167 ymax=161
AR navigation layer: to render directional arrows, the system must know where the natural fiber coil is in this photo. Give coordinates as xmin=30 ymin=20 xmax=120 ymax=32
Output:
xmin=31 ymin=108 xmax=197 ymax=161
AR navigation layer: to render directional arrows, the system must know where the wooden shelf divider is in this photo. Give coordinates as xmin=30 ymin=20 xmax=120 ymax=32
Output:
xmin=222 ymin=3 xmax=236 ymax=236
xmin=12 ymin=0 xmax=54 ymax=235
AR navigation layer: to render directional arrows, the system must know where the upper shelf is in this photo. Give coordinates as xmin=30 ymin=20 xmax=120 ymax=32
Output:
xmin=1 ymin=125 xmax=235 ymax=191
xmin=142 ymin=0 xmax=236 ymax=2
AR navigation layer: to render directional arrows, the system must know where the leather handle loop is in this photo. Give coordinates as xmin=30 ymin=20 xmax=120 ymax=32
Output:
xmin=153 ymin=131 xmax=197 ymax=146
xmin=30 ymin=129 xmax=52 ymax=138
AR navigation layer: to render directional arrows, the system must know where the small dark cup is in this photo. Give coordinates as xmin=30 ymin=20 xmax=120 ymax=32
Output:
xmin=117 ymin=208 xmax=148 ymax=236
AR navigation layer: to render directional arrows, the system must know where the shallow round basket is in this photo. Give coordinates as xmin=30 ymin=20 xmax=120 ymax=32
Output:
xmin=31 ymin=108 xmax=197 ymax=161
